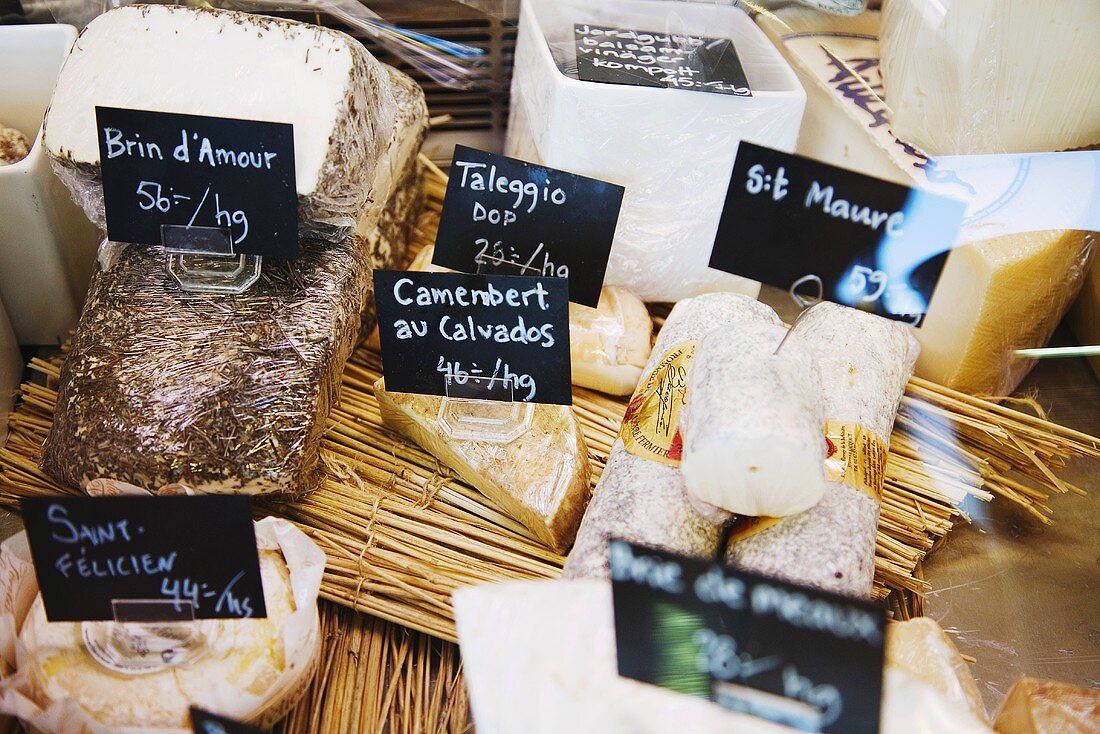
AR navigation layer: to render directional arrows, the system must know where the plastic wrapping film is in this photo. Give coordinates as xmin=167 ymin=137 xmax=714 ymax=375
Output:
xmin=506 ymin=0 xmax=806 ymax=302
xmin=993 ymin=678 xmax=1100 ymax=734
xmin=725 ymin=303 xmax=918 ymax=598
xmin=563 ymin=293 xmax=782 ymax=580
xmin=753 ymin=8 xmax=1099 ymax=396
xmin=40 ymin=61 xmax=427 ymax=497
xmin=43 ymin=4 xmax=399 ymax=238
xmin=374 ymin=378 xmax=591 ymax=553
xmin=879 ymin=0 xmax=1100 ymax=156
xmin=0 ymin=517 xmax=324 ymax=733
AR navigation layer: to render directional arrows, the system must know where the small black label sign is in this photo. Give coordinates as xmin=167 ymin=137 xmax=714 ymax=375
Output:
xmin=191 ymin=707 xmax=268 ymax=734
xmin=611 ymin=540 xmax=884 ymax=734
xmin=575 ymin=24 xmax=751 ymax=97
xmin=710 ymin=142 xmax=966 ymax=327
xmin=433 ymin=145 xmax=623 ymax=308
xmin=96 ymin=106 xmax=298 ymax=259
xmin=21 ymin=496 xmax=267 ymax=622
xmin=373 ymin=270 xmax=572 ymax=405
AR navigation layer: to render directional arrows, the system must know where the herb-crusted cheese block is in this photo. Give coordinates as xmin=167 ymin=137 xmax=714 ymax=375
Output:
xmin=374 ymin=378 xmax=590 ymax=553
xmin=564 ymin=293 xmax=783 ymax=579
xmin=44 ymin=4 xmax=397 ymax=232
xmin=681 ymin=321 xmax=826 ymax=518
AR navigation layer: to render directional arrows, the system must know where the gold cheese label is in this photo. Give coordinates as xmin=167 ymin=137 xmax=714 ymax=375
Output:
xmin=619 ymin=340 xmax=694 ymax=467
xmin=824 ymin=420 xmax=887 ymax=502
xmin=728 ymin=421 xmax=887 ymax=545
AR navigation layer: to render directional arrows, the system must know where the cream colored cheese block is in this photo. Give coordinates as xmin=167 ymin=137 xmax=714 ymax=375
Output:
xmin=44 ymin=4 xmax=397 ymax=231
xmin=886 ymin=618 xmax=987 ymax=723
xmin=404 ymin=246 xmax=653 ymax=396
xmin=21 ymin=550 xmax=295 ymax=730
xmin=756 ymin=9 xmax=1098 ymax=396
xmin=993 ymin=678 xmax=1100 ymax=734
xmin=880 ymin=0 xmax=1100 ymax=156
xmin=374 ymin=378 xmax=591 ymax=552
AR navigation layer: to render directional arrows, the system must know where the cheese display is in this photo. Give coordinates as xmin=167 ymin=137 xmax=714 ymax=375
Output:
xmin=0 ymin=125 xmax=30 ymax=166
xmin=0 ymin=518 xmax=324 ymax=732
xmin=726 ymin=303 xmax=917 ymax=598
xmin=564 ymin=293 xmax=784 ymax=579
xmin=375 ymin=378 xmax=591 ymax=553
xmin=507 ymin=0 xmax=805 ymax=302
xmin=40 ymin=63 xmax=428 ymax=495
xmin=880 ymin=0 xmax=1100 ymax=156
xmin=43 ymin=4 xmax=398 ymax=234
xmin=681 ymin=321 xmax=826 ymax=518
xmin=994 ymin=678 xmax=1100 ymax=734
xmin=404 ymin=245 xmax=653 ymax=396
xmin=755 ymin=8 xmax=1099 ymax=396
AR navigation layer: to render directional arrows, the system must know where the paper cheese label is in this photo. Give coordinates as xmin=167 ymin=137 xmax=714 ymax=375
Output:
xmin=574 ymin=24 xmax=752 ymax=97
xmin=96 ymin=106 xmax=298 ymax=258
xmin=611 ymin=541 xmax=885 ymax=734
xmin=620 ymin=341 xmax=694 ymax=466
xmin=373 ymin=270 xmax=573 ymax=405
xmin=824 ymin=421 xmax=887 ymax=502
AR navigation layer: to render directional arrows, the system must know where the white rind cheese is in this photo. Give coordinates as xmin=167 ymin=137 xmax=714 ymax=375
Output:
xmin=44 ymin=5 xmax=397 ymax=230
xmin=880 ymin=0 xmax=1100 ymax=156
xmin=681 ymin=321 xmax=826 ymax=518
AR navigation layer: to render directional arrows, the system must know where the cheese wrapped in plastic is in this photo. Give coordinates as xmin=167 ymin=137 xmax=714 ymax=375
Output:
xmin=0 ymin=518 xmax=324 ymax=733
xmin=43 ymin=4 xmax=398 ymax=235
xmin=404 ymin=246 xmax=653 ymax=396
xmin=681 ymin=321 xmax=825 ymax=518
xmin=375 ymin=378 xmax=591 ymax=553
xmin=565 ymin=293 xmax=783 ymax=579
xmin=994 ymin=678 xmax=1100 ymax=734
xmin=507 ymin=0 xmax=806 ymax=302
xmin=880 ymin=0 xmax=1100 ymax=156
xmin=40 ymin=65 xmax=427 ymax=496
xmin=726 ymin=303 xmax=918 ymax=598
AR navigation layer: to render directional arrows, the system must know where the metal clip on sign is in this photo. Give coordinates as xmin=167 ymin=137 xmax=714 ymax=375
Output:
xmin=162 ymin=224 xmax=262 ymax=294
xmin=83 ymin=599 xmax=206 ymax=675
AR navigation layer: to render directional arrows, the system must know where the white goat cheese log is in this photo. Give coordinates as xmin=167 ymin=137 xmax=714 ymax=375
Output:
xmin=564 ymin=293 xmax=783 ymax=579
xmin=681 ymin=321 xmax=825 ymax=518
xmin=44 ymin=4 xmax=397 ymax=233
xmin=726 ymin=303 xmax=918 ymax=598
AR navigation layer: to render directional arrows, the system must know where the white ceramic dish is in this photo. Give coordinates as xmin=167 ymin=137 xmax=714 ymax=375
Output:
xmin=0 ymin=24 xmax=99 ymax=345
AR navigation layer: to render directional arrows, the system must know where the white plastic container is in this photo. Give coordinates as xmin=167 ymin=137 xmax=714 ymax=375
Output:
xmin=0 ymin=24 xmax=99 ymax=345
xmin=507 ymin=0 xmax=806 ymax=302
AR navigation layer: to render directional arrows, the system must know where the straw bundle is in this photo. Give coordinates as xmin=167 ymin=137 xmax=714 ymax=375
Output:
xmin=0 ymin=159 xmax=1096 ymax=644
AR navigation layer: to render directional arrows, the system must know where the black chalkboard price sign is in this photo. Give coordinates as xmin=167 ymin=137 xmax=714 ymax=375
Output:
xmin=432 ymin=145 xmax=623 ymax=308
xmin=709 ymin=141 xmax=967 ymax=327
xmin=611 ymin=540 xmax=885 ymax=733
xmin=96 ymin=106 xmax=298 ymax=259
xmin=373 ymin=270 xmax=572 ymax=405
xmin=190 ymin=707 xmax=268 ymax=734
xmin=21 ymin=496 xmax=267 ymax=622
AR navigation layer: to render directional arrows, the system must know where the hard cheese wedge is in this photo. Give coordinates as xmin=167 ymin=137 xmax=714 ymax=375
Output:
xmin=880 ymin=0 xmax=1100 ymax=155
xmin=1069 ymin=258 xmax=1100 ymax=381
xmin=44 ymin=4 xmax=397 ymax=230
xmin=374 ymin=378 xmax=590 ymax=552
xmin=756 ymin=8 xmax=1097 ymax=396
xmin=994 ymin=678 xmax=1100 ymax=734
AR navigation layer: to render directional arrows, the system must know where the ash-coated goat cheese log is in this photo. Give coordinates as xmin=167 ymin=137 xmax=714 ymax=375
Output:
xmin=43 ymin=4 xmax=398 ymax=234
xmin=726 ymin=303 xmax=919 ymax=597
xmin=681 ymin=321 xmax=825 ymax=518
xmin=563 ymin=293 xmax=783 ymax=579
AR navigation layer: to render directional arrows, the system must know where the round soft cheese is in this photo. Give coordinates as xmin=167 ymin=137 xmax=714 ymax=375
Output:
xmin=20 ymin=549 xmax=296 ymax=730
